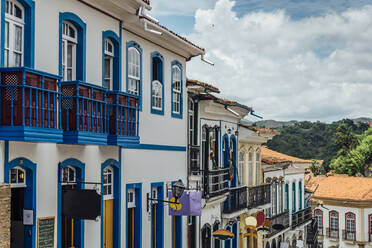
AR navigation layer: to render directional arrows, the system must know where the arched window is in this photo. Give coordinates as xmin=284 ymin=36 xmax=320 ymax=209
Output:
xmin=292 ymin=182 xmax=296 ymax=213
xmin=248 ymin=149 xmax=253 ymax=187
xmin=238 ymin=151 xmax=245 ymax=186
xmin=151 ymin=52 xmax=164 ymax=115
xmin=285 ymin=183 xmax=289 ymax=210
xmin=188 ymin=98 xmax=195 ymax=145
xmin=104 ymin=39 xmax=114 ymax=90
xmin=345 ymin=212 xmax=355 ymax=240
xmin=298 ymin=181 xmax=302 ymax=210
xmin=152 ymin=80 xmax=162 ymax=110
xmin=62 ymin=21 xmax=77 ymax=81
xmin=103 ymin=166 xmax=114 ymax=199
xmin=314 ymin=209 xmax=323 ymax=234
xmin=329 ymin=211 xmax=339 ymax=238
xmin=10 ymin=166 xmax=26 ymax=186
xmin=255 ymin=149 xmax=260 ymax=185
xmin=5 ymin=0 xmax=24 ymax=67
xmin=61 ymin=166 xmax=76 ymax=184
xmin=201 ymin=224 xmax=211 ymax=248
xmin=171 ymin=62 xmax=183 ymax=118
xmin=128 ymin=47 xmax=140 ymax=95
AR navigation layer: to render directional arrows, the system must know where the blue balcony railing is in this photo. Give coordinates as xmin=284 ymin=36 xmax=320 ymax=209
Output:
xmin=106 ymin=91 xmax=139 ymax=145
xmin=0 ymin=67 xmax=62 ymax=142
xmin=61 ymin=80 xmax=107 ymax=145
xmin=223 ymin=186 xmax=247 ymax=214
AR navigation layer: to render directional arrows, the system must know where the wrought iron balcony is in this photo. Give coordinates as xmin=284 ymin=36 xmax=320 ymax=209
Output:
xmin=326 ymin=228 xmax=339 ymax=239
xmin=106 ymin=91 xmax=139 ymax=145
xmin=247 ymin=184 xmax=271 ymax=209
xmin=188 ymin=145 xmax=200 ymax=176
xmin=318 ymin=227 xmax=324 ymax=236
xmin=61 ymin=81 xmax=107 ymax=145
xmin=203 ymin=168 xmax=229 ymax=199
xmin=342 ymin=230 xmax=356 ymax=241
xmin=266 ymin=210 xmax=290 ymax=238
xmin=223 ymin=186 xmax=247 ymax=214
xmin=0 ymin=67 xmax=62 ymax=142
xmin=306 ymin=218 xmax=319 ymax=247
xmin=291 ymin=207 xmax=312 ymax=229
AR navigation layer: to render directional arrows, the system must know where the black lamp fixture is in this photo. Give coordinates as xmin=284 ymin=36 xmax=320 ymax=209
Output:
xmin=146 ymin=180 xmax=185 ymax=212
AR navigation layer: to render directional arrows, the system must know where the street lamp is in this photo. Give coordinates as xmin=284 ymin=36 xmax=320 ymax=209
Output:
xmin=146 ymin=180 xmax=185 ymax=212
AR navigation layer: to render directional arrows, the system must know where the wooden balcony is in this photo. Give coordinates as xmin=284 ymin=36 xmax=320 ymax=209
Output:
xmin=247 ymin=184 xmax=271 ymax=209
xmin=203 ymin=168 xmax=229 ymax=199
xmin=61 ymin=81 xmax=107 ymax=145
xmin=223 ymin=186 xmax=247 ymax=214
xmin=0 ymin=67 xmax=62 ymax=142
xmin=291 ymin=207 xmax=312 ymax=229
xmin=106 ymin=91 xmax=139 ymax=145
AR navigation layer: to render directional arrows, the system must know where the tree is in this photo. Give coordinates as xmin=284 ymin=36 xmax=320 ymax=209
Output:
xmin=333 ymin=123 xmax=358 ymax=156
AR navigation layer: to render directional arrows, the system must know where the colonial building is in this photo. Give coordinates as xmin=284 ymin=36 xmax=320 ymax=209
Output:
xmin=0 ymin=0 xmax=205 ymax=248
xmin=261 ymin=147 xmax=314 ymax=248
xmin=238 ymin=125 xmax=277 ymax=248
xmin=307 ymin=174 xmax=372 ymax=248
xmin=186 ymin=79 xmax=252 ymax=248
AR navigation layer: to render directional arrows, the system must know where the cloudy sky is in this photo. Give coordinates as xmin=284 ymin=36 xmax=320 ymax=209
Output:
xmin=151 ymin=0 xmax=372 ymax=122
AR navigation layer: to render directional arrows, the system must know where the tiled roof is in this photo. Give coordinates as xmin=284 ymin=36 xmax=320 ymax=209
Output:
xmin=241 ymin=125 xmax=280 ymax=136
xmin=306 ymin=175 xmax=372 ymax=201
xmin=199 ymin=93 xmax=252 ymax=111
xmin=139 ymin=16 xmax=205 ymax=52
xmin=261 ymin=147 xmax=313 ymax=165
xmin=187 ymin=79 xmax=220 ymax=93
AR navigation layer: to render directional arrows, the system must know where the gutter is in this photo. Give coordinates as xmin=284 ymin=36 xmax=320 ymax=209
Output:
xmin=134 ymin=0 xmax=152 ymax=10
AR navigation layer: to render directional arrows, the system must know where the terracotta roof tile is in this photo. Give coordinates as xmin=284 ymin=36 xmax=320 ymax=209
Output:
xmin=241 ymin=125 xmax=280 ymax=136
xmin=307 ymin=175 xmax=372 ymax=201
xmin=261 ymin=147 xmax=313 ymax=165
xmin=139 ymin=16 xmax=205 ymax=52
xmin=187 ymin=79 xmax=220 ymax=93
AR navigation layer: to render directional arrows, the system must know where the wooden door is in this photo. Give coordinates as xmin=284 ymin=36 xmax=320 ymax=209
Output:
xmin=103 ymin=200 xmax=114 ymax=248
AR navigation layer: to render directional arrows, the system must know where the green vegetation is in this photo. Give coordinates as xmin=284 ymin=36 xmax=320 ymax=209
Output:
xmin=265 ymin=119 xmax=370 ymax=173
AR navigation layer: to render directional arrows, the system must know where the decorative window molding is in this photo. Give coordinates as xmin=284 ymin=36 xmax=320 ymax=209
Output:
xmin=150 ymin=51 xmax=164 ymax=115
xmin=126 ymin=41 xmax=142 ymax=111
xmin=314 ymin=209 xmax=323 ymax=228
xmin=9 ymin=166 xmax=26 ymax=187
xmin=59 ymin=12 xmax=86 ymax=81
xmin=1 ymin=0 xmax=34 ymax=67
xmin=329 ymin=211 xmax=339 ymax=231
xmin=103 ymin=166 xmax=114 ymax=200
xmin=171 ymin=60 xmax=183 ymax=119
xmin=102 ymin=30 xmax=121 ymax=91
xmin=345 ymin=212 xmax=356 ymax=234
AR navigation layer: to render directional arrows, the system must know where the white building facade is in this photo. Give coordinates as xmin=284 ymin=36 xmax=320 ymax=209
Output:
xmin=0 ymin=0 xmax=204 ymax=248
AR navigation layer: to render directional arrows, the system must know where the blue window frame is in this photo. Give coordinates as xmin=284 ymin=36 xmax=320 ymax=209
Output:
xmin=59 ymin=12 xmax=86 ymax=81
xmin=126 ymin=41 xmax=142 ymax=110
xmin=102 ymin=30 xmax=121 ymax=91
xmin=126 ymin=183 xmax=142 ymax=248
xmin=57 ymin=158 xmax=85 ymax=248
xmin=1 ymin=0 xmax=35 ymax=67
xmin=285 ymin=183 xmax=289 ymax=210
xmin=172 ymin=216 xmax=182 ymax=248
xmin=151 ymin=182 xmax=164 ymax=248
xmin=230 ymin=135 xmax=237 ymax=187
xmin=298 ymin=181 xmax=302 ymax=210
xmin=101 ymin=159 xmax=121 ymax=248
xmin=171 ymin=60 xmax=183 ymax=119
xmin=4 ymin=157 xmax=36 ymax=248
xmin=150 ymin=52 xmax=164 ymax=115
xmin=292 ymin=182 xmax=296 ymax=213
xmin=225 ymin=225 xmax=231 ymax=248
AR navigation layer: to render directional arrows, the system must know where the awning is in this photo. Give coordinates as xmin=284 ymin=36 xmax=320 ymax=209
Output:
xmin=212 ymin=229 xmax=235 ymax=240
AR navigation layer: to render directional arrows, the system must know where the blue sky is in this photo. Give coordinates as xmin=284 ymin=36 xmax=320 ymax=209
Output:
xmin=151 ymin=0 xmax=372 ymax=122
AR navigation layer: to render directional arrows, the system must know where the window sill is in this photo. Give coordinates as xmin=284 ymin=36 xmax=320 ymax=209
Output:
xmin=151 ymin=108 xmax=164 ymax=115
xmin=171 ymin=112 xmax=183 ymax=119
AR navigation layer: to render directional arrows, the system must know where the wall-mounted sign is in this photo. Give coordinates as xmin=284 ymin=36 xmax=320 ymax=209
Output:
xmin=23 ymin=209 xmax=34 ymax=225
xmin=37 ymin=217 xmax=55 ymax=248
xmin=62 ymin=189 xmax=101 ymax=220
xmin=169 ymin=191 xmax=201 ymax=216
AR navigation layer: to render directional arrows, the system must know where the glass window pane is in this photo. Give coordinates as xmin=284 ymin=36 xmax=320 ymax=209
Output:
xmin=69 ymin=26 xmax=75 ymax=39
xmin=14 ymin=53 xmax=21 ymax=67
xmin=104 ymin=58 xmax=111 ymax=78
xmin=14 ymin=25 xmax=22 ymax=52
xmin=4 ymin=50 xmax=8 ymax=67
xmin=11 ymin=169 xmax=17 ymax=183
xmin=67 ymin=69 xmax=72 ymax=81
xmin=5 ymin=22 xmax=9 ymax=49
xmin=14 ymin=4 xmax=22 ymax=19
xmin=67 ymin=43 xmax=73 ymax=67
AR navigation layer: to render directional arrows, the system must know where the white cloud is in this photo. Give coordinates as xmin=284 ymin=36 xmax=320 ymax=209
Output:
xmin=151 ymin=0 xmax=215 ymax=17
xmin=186 ymin=0 xmax=372 ymax=122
